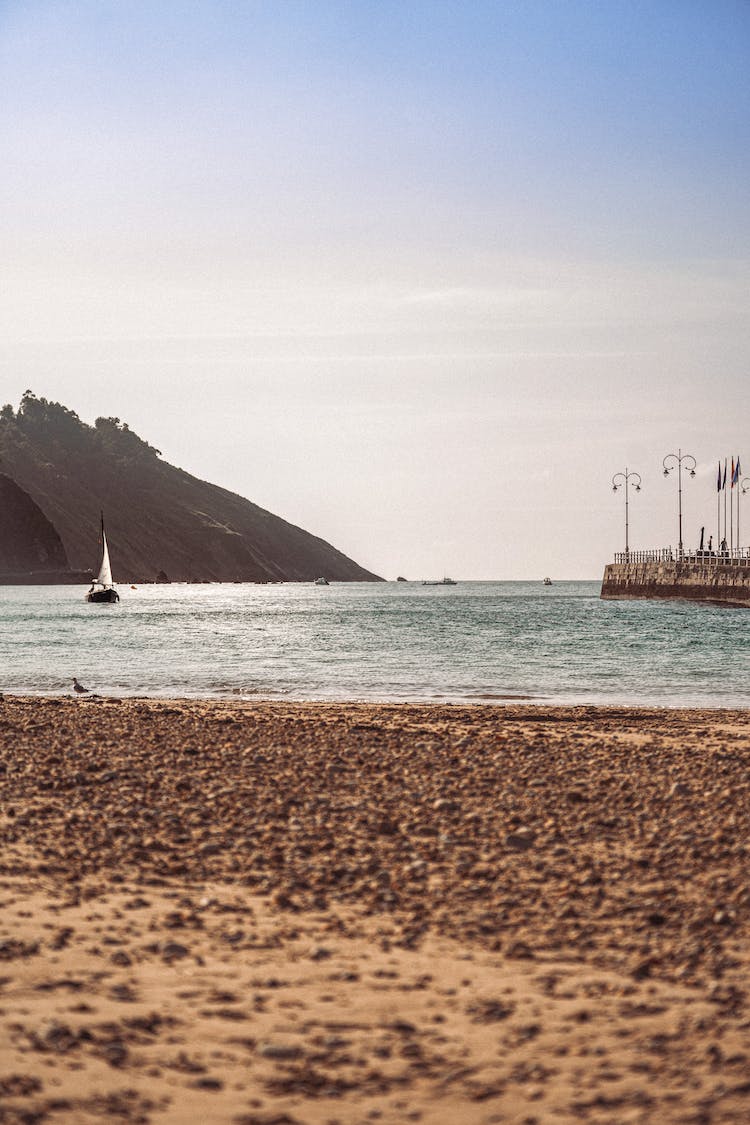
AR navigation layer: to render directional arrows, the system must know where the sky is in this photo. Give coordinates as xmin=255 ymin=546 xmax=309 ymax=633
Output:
xmin=1 ymin=0 xmax=749 ymax=579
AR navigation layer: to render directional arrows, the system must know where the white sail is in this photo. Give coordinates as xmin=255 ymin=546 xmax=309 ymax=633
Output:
xmin=96 ymin=529 xmax=113 ymax=587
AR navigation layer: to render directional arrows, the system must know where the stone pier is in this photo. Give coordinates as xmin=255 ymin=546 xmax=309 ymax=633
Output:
xmin=601 ymin=560 xmax=750 ymax=607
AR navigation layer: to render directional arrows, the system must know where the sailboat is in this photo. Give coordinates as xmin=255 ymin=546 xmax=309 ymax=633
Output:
xmin=86 ymin=513 xmax=120 ymax=603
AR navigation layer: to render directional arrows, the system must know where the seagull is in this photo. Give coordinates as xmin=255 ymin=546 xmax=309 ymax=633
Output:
xmin=73 ymin=678 xmax=90 ymax=694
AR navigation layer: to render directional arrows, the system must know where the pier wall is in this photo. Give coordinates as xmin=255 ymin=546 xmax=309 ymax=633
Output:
xmin=601 ymin=561 xmax=750 ymax=607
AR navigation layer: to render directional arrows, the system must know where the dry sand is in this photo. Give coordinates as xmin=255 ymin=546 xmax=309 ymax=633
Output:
xmin=1 ymin=696 xmax=749 ymax=1124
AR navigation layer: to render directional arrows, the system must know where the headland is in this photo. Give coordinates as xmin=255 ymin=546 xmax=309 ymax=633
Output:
xmin=1 ymin=696 xmax=749 ymax=1123
xmin=0 ymin=393 xmax=382 ymax=584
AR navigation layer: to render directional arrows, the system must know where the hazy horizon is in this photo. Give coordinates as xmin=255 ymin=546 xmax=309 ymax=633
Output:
xmin=2 ymin=1 xmax=749 ymax=580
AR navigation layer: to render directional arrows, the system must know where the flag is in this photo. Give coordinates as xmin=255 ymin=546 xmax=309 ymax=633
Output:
xmin=731 ymin=457 xmax=736 ymax=488
xmin=718 ymin=461 xmax=723 ymax=491
xmin=733 ymin=457 xmax=741 ymax=485
xmin=723 ymin=459 xmax=727 ymax=490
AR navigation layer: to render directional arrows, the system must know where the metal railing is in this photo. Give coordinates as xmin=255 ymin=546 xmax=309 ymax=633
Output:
xmin=613 ymin=548 xmax=674 ymax=564
xmin=614 ymin=547 xmax=750 ymax=566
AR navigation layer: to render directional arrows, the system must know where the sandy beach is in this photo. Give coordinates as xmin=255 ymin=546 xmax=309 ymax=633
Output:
xmin=1 ymin=696 xmax=749 ymax=1124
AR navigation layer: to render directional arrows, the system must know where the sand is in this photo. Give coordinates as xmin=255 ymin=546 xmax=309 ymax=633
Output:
xmin=1 ymin=696 xmax=749 ymax=1124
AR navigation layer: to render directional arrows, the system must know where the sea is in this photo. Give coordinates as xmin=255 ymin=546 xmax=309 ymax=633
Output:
xmin=1 ymin=581 xmax=748 ymax=708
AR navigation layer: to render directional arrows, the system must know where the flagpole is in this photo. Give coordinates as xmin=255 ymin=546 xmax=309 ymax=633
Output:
xmin=741 ymin=477 xmax=750 ymax=555
xmin=717 ymin=462 xmax=721 ymax=562
xmin=723 ymin=458 xmax=728 ymax=554
xmin=730 ymin=459 xmax=734 ymax=556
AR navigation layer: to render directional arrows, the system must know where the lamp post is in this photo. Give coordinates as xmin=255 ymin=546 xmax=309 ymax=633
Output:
xmin=612 ymin=468 xmax=641 ymax=561
xmin=663 ymin=449 xmax=696 ymax=561
xmin=740 ymin=477 xmax=750 ymax=555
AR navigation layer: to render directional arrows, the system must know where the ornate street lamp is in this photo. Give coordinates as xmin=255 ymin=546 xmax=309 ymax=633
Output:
xmin=663 ymin=449 xmax=696 ymax=560
xmin=740 ymin=477 xmax=750 ymax=553
xmin=612 ymin=468 xmax=641 ymax=561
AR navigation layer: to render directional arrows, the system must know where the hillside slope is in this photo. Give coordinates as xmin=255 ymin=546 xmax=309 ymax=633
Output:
xmin=0 ymin=393 xmax=381 ymax=583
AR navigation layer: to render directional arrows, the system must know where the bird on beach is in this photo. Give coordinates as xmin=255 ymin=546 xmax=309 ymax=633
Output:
xmin=73 ymin=678 xmax=90 ymax=694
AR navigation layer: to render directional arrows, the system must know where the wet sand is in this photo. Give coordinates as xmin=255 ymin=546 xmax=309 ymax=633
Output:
xmin=1 ymin=696 xmax=749 ymax=1123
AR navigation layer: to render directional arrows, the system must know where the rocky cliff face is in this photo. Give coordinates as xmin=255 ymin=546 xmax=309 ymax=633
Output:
xmin=0 ymin=392 xmax=382 ymax=583
xmin=0 ymin=474 xmax=70 ymax=572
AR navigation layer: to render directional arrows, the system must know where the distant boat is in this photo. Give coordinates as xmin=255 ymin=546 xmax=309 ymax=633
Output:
xmin=314 ymin=576 xmax=329 ymax=586
xmin=422 ymin=577 xmax=458 ymax=586
xmin=86 ymin=513 xmax=120 ymax=603
xmin=543 ymin=577 xmax=553 ymax=586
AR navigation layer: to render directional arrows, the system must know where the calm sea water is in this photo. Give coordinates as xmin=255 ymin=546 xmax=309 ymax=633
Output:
xmin=0 ymin=581 xmax=748 ymax=708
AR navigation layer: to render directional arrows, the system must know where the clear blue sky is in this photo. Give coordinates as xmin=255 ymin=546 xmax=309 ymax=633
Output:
xmin=1 ymin=1 xmax=749 ymax=577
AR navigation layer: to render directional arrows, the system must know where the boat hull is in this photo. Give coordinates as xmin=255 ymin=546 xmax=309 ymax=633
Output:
xmin=86 ymin=588 xmax=119 ymax=603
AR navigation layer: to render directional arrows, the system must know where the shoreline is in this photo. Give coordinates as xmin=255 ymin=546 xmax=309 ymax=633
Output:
xmin=2 ymin=696 xmax=749 ymax=1122
xmin=8 ymin=690 xmax=750 ymax=718
xmin=4 ymin=691 xmax=750 ymax=711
